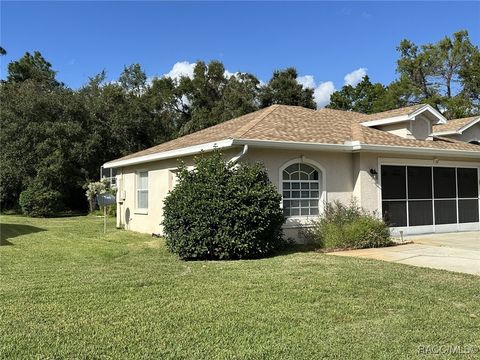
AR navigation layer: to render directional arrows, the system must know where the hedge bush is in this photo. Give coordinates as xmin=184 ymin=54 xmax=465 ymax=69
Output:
xmin=162 ymin=151 xmax=285 ymax=260
xmin=19 ymin=182 xmax=63 ymax=217
xmin=306 ymin=200 xmax=392 ymax=250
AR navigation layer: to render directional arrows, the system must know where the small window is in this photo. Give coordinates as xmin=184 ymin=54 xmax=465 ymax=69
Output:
xmin=136 ymin=171 xmax=148 ymax=210
xmin=282 ymin=163 xmax=320 ymax=217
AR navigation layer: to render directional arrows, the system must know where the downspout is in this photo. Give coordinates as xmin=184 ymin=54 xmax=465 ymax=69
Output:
xmin=229 ymin=144 xmax=249 ymax=165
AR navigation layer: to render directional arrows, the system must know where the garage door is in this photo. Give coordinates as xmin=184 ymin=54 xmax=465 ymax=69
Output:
xmin=381 ymin=165 xmax=479 ymax=233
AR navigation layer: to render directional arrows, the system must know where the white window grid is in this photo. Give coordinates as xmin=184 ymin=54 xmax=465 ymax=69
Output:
xmin=282 ymin=164 xmax=320 ymax=217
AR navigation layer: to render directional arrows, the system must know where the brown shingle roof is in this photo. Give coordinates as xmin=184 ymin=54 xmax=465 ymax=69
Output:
xmin=355 ymin=104 xmax=425 ymax=122
xmin=432 ymin=115 xmax=479 ymax=133
xmin=107 ymin=104 xmax=480 ymax=164
xmin=114 ymin=106 xmax=275 ymax=161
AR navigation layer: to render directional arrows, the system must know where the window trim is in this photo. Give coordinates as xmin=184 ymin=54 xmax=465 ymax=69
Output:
xmin=279 ymin=157 xmax=326 ymax=224
xmin=135 ymin=170 xmax=149 ymax=214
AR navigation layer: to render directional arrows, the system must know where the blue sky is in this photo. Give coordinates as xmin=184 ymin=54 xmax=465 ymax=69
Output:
xmin=1 ymin=1 xmax=479 ymax=106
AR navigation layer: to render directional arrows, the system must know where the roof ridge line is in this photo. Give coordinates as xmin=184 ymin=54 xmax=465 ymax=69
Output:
xmin=233 ymin=105 xmax=280 ymax=139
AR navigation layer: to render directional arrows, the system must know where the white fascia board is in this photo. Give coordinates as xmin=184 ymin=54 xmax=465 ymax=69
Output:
xmin=360 ymin=115 xmax=411 ymax=127
xmin=458 ymin=117 xmax=480 ymax=133
xmin=356 ymin=143 xmax=480 ymax=159
xmin=361 ymin=105 xmax=447 ymax=127
xmin=431 ymin=130 xmax=459 ymax=136
xmin=410 ymin=104 xmax=447 ymax=124
xmin=231 ymin=139 xmax=352 ymax=152
xmin=235 ymin=139 xmax=480 ymax=158
xmin=103 ymin=139 xmax=234 ymax=168
xmin=104 ymin=136 xmax=480 ymax=169
xmin=432 ymin=117 xmax=480 ymax=136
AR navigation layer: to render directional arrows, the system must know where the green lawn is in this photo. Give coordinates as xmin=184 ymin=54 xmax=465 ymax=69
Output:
xmin=1 ymin=215 xmax=479 ymax=359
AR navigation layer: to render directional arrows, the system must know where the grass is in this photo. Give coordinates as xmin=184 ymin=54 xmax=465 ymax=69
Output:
xmin=1 ymin=215 xmax=479 ymax=359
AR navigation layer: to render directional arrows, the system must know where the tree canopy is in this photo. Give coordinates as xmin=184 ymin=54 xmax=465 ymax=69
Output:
xmin=1 ymin=30 xmax=478 ymax=214
xmin=328 ymin=30 xmax=480 ymax=118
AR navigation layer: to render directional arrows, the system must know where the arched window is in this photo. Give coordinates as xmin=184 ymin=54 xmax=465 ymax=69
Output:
xmin=282 ymin=163 xmax=321 ymax=217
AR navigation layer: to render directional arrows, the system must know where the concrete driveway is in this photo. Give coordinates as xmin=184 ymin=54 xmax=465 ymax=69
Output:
xmin=331 ymin=232 xmax=480 ymax=276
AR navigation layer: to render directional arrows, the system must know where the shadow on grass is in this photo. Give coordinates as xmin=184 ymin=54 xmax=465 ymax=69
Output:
xmin=0 ymin=223 xmax=46 ymax=246
xmin=270 ymin=243 xmax=319 ymax=258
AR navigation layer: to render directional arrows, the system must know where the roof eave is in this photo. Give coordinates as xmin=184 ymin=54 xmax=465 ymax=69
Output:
xmin=103 ymin=139 xmax=234 ymax=169
xmin=361 ymin=104 xmax=447 ymax=127
xmin=458 ymin=117 xmax=480 ymax=133
xmin=431 ymin=131 xmax=460 ymax=136
xmin=357 ymin=144 xmax=480 ymax=159
xmin=234 ymin=139 xmax=480 ymax=159
xmin=231 ymin=139 xmax=352 ymax=152
xmin=104 ymin=138 xmax=480 ymax=169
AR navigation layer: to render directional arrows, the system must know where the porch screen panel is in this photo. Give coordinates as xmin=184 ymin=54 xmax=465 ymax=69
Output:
xmin=407 ymin=167 xmax=433 ymax=226
xmin=433 ymin=168 xmax=457 ymax=225
xmin=457 ymin=168 xmax=479 ymax=223
xmin=382 ymin=165 xmax=479 ymax=228
xmin=381 ymin=166 xmax=407 ymax=226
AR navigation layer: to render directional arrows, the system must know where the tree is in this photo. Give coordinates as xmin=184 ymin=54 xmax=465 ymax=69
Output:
xmin=6 ymin=51 xmax=60 ymax=87
xmin=459 ymin=50 xmax=480 ymax=113
xmin=326 ymin=30 xmax=480 ymax=118
xmin=0 ymin=81 xmax=86 ymax=210
xmin=260 ymin=68 xmax=316 ymax=109
xmin=145 ymin=76 xmax=189 ymax=138
xmin=222 ymin=73 xmax=261 ymax=120
xmin=177 ymin=60 xmax=229 ymax=134
xmin=392 ymin=30 xmax=480 ymax=118
xmin=327 ymin=76 xmax=390 ymax=114
xmin=118 ymin=63 xmax=147 ymax=96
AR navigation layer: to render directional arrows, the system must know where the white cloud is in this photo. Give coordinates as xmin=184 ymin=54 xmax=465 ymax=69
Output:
xmin=296 ymin=75 xmax=316 ymax=90
xmin=163 ymin=61 xmax=239 ymax=80
xmin=313 ymin=81 xmax=336 ymax=108
xmin=297 ymin=75 xmax=336 ymax=108
xmin=344 ymin=67 xmax=367 ymax=86
xmin=224 ymin=69 xmax=238 ymax=79
xmin=163 ymin=61 xmax=196 ymax=80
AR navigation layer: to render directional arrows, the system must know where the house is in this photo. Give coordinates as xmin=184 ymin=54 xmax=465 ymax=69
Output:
xmin=432 ymin=115 xmax=480 ymax=145
xmin=103 ymin=104 xmax=480 ymax=240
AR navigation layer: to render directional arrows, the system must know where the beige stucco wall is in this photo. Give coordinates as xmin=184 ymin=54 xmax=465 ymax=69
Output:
xmin=376 ymin=114 xmax=434 ymax=141
xmin=376 ymin=122 xmax=411 ymax=138
xmin=115 ymin=147 xmax=357 ymax=239
xmin=410 ymin=115 xmax=432 ymax=140
xmin=115 ymin=149 xmax=239 ymax=235
xmin=244 ymin=148 xmax=355 ymax=204
xmin=114 ymin=146 xmax=480 ymax=240
xmin=243 ymin=148 xmax=356 ymax=241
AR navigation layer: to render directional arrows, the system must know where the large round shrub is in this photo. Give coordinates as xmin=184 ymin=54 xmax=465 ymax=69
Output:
xmin=19 ymin=183 xmax=63 ymax=217
xmin=162 ymin=151 xmax=285 ymax=260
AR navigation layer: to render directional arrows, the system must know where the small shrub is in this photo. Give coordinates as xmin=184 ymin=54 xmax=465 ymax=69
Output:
xmin=162 ymin=151 xmax=286 ymax=260
xmin=306 ymin=200 xmax=392 ymax=250
xmin=19 ymin=183 xmax=63 ymax=217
